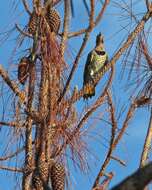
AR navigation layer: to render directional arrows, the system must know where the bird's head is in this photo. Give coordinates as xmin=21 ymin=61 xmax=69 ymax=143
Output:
xmin=96 ymin=33 xmax=104 ymax=46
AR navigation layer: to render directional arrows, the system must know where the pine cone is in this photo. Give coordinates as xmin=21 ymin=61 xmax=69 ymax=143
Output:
xmin=32 ymin=173 xmax=43 ymax=190
xmin=46 ymin=8 xmax=61 ymax=34
xmin=50 ymin=162 xmax=65 ymax=190
xmin=18 ymin=57 xmax=30 ymax=85
xmin=28 ymin=12 xmax=38 ymax=35
xmin=32 ymin=152 xmax=49 ymax=190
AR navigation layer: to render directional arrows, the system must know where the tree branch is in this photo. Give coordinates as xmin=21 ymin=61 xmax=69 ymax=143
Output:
xmin=0 ymin=121 xmax=16 ymax=127
xmin=15 ymin=24 xmax=32 ymax=38
xmin=0 ymin=148 xmax=24 ymax=161
xmin=60 ymin=0 xmax=70 ymax=57
xmin=111 ymin=162 xmax=152 ymax=190
xmin=22 ymin=0 xmax=32 ymax=15
xmin=140 ymin=109 xmax=152 ymax=167
xmin=0 ymin=64 xmax=26 ymax=104
xmin=0 ymin=165 xmax=23 ymax=173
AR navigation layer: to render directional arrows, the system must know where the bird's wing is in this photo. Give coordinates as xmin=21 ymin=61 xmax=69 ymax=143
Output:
xmin=83 ymin=51 xmax=94 ymax=85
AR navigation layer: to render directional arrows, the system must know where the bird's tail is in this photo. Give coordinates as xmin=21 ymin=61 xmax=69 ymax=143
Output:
xmin=83 ymin=84 xmax=95 ymax=99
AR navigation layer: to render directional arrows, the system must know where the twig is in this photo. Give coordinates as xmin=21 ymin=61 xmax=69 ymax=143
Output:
xmin=145 ymin=0 xmax=149 ymax=11
xmin=0 ymin=165 xmax=23 ymax=173
xmin=60 ymin=0 xmax=70 ymax=57
xmin=94 ymin=0 xmax=110 ymax=26
xmin=15 ymin=24 xmax=32 ymax=38
xmin=0 ymin=148 xmax=24 ymax=161
xmin=0 ymin=121 xmax=16 ymax=127
xmin=22 ymin=0 xmax=32 ymax=15
xmin=52 ymin=0 xmax=62 ymax=6
xmin=141 ymin=39 xmax=152 ymax=69
xmin=93 ymin=172 xmax=114 ymax=190
xmin=110 ymin=155 xmax=126 ymax=167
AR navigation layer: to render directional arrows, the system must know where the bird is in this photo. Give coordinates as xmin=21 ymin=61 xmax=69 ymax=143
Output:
xmin=83 ymin=33 xmax=108 ymax=99
xmin=18 ymin=57 xmax=30 ymax=85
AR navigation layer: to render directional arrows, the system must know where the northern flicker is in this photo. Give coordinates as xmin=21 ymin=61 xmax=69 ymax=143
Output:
xmin=18 ymin=57 xmax=30 ymax=85
xmin=83 ymin=33 xmax=108 ymax=99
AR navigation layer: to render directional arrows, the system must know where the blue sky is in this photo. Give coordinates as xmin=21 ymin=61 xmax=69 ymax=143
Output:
xmin=0 ymin=0 xmax=151 ymax=189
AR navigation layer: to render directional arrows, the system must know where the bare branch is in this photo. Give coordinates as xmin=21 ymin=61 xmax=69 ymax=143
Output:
xmin=22 ymin=19 xmax=38 ymax=190
xmin=0 ymin=165 xmax=23 ymax=173
xmin=0 ymin=64 xmax=26 ymax=104
xmin=15 ymin=24 xmax=32 ymax=38
xmin=22 ymin=0 xmax=32 ymax=15
xmin=110 ymin=155 xmax=126 ymax=167
xmin=94 ymin=0 xmax=110 ymax=26
xmin=111 ymin=162 xmax=152 ymax=190
xmin=93 ymin=172 xmax=114 ymax=190
xmin=140 ymin=109 xmax=152 ymax=167
xmin=60 ymin=0 xmax=70 ymax=57
xmin=0 ymin=121 xmax=16 ymax=127
xmin=141 ymin=39 xmax=152 ymax=69
xmin=107 ymin=91 xmax=117 ymax=148
xmin=0 ymin=148 xmax=24 ymax=161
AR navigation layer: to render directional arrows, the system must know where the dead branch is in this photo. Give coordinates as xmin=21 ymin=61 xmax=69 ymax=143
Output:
xmin=135 ymin=96 xmax=151 ymax=108
xmin=111 ymin=162 xmax=152 ymax=190
xmin=0 ymin=121 xmax=16 ymax=127
xmin=140 ymin=109 xmax=152 ymax=167
xmin=145 ymin=0 xmax=149 ymax=10
xmin=110 ymin=155 xmax=126 ymax=167
xmin=60 ymin=0 xmax=70 ymax=57
xmin=22 ymin=0 xmax=32 ymax=15
xmin=0 ymin=165 xmax=23 ymax=173
xmin=107 ymin=91 xmax=117 ymax=148
xmin=93 ymin=172 xmax=114 ymax=190
xmin=22 ymin=21 xmax=37 ymax=190
xmin=140 ymin=39 xmax=152 ymax=69
xmin=15 ymin=24 xmax=32 ymax=38
xmin=0 ymin=148 xmax=24 ymax=161
xmin=0 ymin=64 xmax=26 ymax=104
